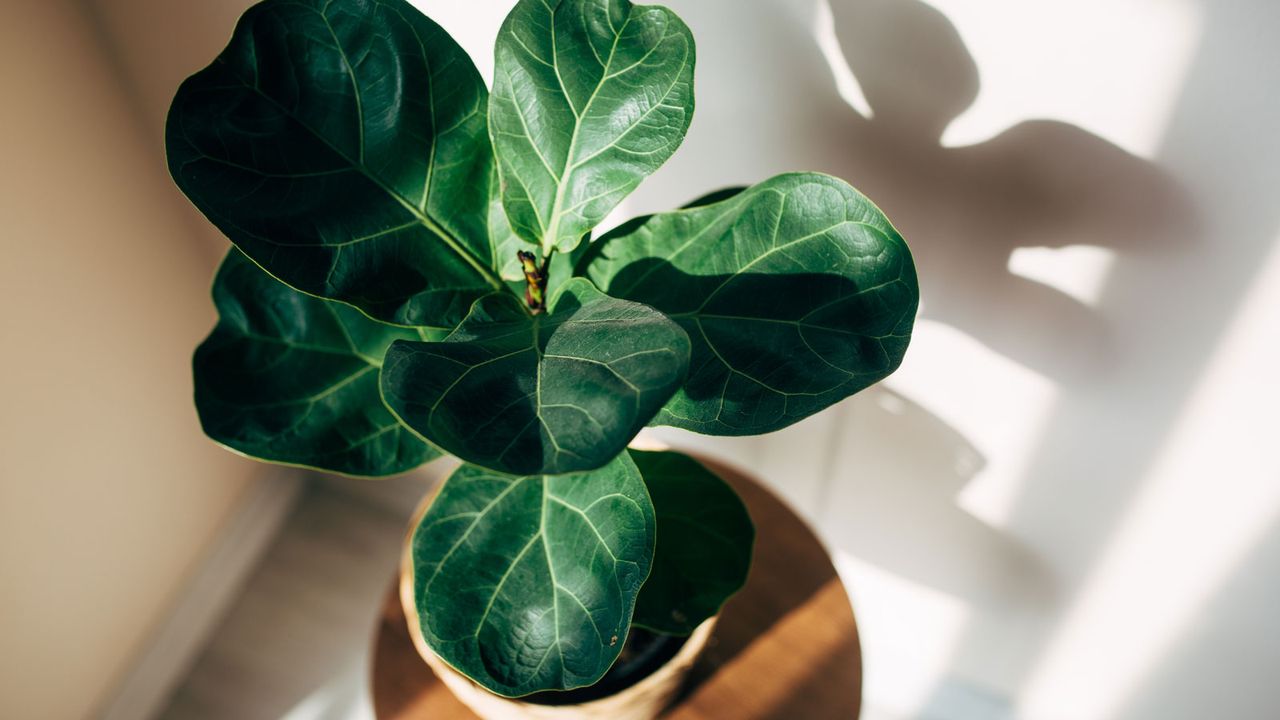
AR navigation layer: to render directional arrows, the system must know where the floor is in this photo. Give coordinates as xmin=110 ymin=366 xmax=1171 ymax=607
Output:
xmin=158 ymin=473 xmax=434 ymax=720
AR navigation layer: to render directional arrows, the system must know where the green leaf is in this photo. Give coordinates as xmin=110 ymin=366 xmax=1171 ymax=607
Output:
xmin=407 ymin=454 xmax=656 ymax=696
xmin=584 ymin=172 xmax=918 ymax=435
xmin=490 ymin=171 xmax=530 ymax=284
xmin=380 ymin=278 xmax=690 ymax=475
xmin=194 ymin=250 xmax=440 ymax=476
xmin=629 ymin=449 xmax=753 ymax=635
xmin=167 ymin=0 xmax=509 ymax=327
xmin=573 ymin=185 xmax=745 ymax=273
xmin=490 ymin=0 xmax=696 ymax=254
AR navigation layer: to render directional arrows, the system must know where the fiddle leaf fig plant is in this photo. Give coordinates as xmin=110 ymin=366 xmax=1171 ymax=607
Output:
xmin=169 ymin=0 xmax=917 ymax=700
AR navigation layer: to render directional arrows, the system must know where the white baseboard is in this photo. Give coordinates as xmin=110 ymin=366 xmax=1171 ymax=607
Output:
xmin=96 ymin=470 xmax=306 ymax=720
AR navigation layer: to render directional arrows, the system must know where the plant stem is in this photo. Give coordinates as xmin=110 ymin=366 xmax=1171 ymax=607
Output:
xmin=518 ymin=250 xmax=553 ymax=314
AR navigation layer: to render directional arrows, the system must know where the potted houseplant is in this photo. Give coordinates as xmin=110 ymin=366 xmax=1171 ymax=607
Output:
xmin=167 ymin=0 xmax=918 ymax=717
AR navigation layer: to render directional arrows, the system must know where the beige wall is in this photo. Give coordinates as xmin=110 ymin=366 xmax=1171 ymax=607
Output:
xmin=0 ymin=2 xmax=259 ymax=717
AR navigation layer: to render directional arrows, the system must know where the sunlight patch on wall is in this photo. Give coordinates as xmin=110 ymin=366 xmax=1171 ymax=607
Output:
xmin=812 ymin=0 xmax=873 ymax=118
xmin=889 ymin=321 xmax=1058 ymax=528
xmin=929 ymin=0 xmax=1202 ymax=158
xmin=1018 ymin=236 xmax=1280 ymax=720
xmin=836 ymin=552 xmax=971 ymax=719
xmin=1008 ymin=245 xmax=1117 ymax=307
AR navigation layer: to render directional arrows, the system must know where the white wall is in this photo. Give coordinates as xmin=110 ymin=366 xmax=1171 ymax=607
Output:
xmin=0 ymin=2 xmax=263 ymax=718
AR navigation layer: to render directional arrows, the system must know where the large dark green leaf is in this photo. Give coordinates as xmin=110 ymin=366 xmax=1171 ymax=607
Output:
xmin=490 ymin=0 xmax=695 ymax=254
xmin=381 ymin=278 xmax=690 ymax=475
xmin=584 ymin=172 xmax=919 ymax=435
xmin=629 ymin=449 xmax=753 ymax=635
xmin=195 ymin=250 xmax=440 ymax=476
xmin=407 ymin=454 xmax=655 ymax=696
xmin=167 ymin=0 xmax=509 ymax=327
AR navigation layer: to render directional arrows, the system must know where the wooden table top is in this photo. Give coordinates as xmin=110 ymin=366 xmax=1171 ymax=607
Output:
xmin=370 ymin=456 xmax=862 ymax=719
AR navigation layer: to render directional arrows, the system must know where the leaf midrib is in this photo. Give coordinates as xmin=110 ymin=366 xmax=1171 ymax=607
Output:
xmin=540 ymin=6 xmax=633 ymax=251
xmin=541 ymin=7 xmax=689 ymax=252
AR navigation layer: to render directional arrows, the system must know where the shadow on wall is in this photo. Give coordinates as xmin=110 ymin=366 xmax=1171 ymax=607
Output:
xmin=648 ymin=3 xmax=1216 ymax=715
xmin=819 ymin=0 xmax=1195 ymax=385
xmin=662 ymin=0 xmax=1189 ymax=618
xmin=650 ymin=0 xmax=1166 ymax=646
xmin=823 ymin=387 xmax=1052 ymax=610
xmin=810 ymin=2 xmax=1280 ymax=719
xmin=655 ymin=0 xmax=1192 ymax=383
xmin=813 ymin=2 xmax=1209 ymax=714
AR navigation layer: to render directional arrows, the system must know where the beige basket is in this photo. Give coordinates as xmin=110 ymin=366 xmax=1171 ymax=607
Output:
xmin=398 ymin=490 xmax=715 ymax=720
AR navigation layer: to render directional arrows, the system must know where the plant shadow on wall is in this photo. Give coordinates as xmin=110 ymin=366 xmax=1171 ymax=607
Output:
xmin=651 ymin=0 xmax=1194 ymax=711
xmin=789 ymin=0 xmax=1198 ymax=565
xmin=815 ymin=0 xmax=1194 ymax=385
xmin=666 ymin=0 xmax=1186 ymax=594
xmin=801 ymin=0 xmax=1193 ymax=603
xmin=805 ymin=0 xmax=1198 ymax=713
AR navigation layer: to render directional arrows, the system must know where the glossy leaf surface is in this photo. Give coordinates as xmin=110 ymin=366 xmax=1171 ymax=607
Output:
xmin=630 ymin=450 xmax=753 ymax=635
xmin=488 ymin=164 xmax=537 ymax=283
xmin=408 ymin=454 xmax=655 ymax=696
xmin=195 ymin=250 xmax=440 ymax=476
xmin=585 ymin=173 xmax=918 ymax=435
xmin=167 ymin=0 xmax=508 ymax=327
xmin=490 ymin=0 xmax=695 ymax=254
xmin=381 ymin=278 xmax=690 ymax=475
